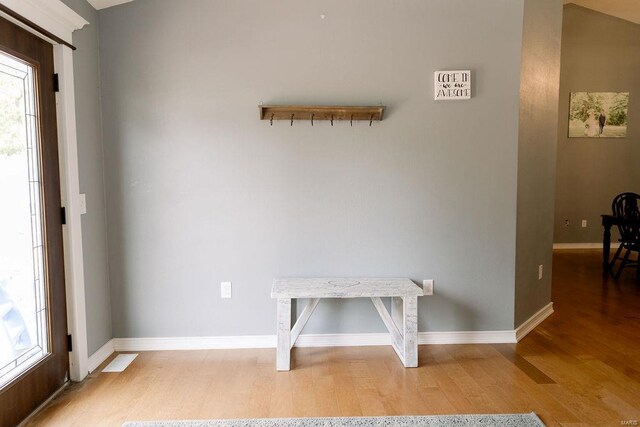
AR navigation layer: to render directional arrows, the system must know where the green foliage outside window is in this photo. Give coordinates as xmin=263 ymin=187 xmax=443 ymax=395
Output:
xmin=0 ymin=73 xmax=26 ymax=157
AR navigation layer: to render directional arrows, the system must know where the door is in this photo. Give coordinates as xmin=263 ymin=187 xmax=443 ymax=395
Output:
xmin=0 ymin=16 xmax=68 ymax=427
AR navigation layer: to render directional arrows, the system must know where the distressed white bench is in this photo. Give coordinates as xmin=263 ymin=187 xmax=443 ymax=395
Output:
xmin=271 ymin=277 xmax=423 ymax=371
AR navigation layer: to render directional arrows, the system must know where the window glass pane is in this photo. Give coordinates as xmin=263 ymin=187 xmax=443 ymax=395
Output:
xmin=0 ymin=51 xmax=49 ymax=389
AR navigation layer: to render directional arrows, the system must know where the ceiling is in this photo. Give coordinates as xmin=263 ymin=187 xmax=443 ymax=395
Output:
xmin=87 ymin=0 xmax=133 ymax=10
xmin=88 ymin=0 xmax=640 ymax=24
xmin=564 ymin=0 xmax=640 ymax=24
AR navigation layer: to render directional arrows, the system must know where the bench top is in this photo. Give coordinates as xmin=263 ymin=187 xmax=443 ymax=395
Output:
xmin=271 ymin=277 xmax=423 ymax=299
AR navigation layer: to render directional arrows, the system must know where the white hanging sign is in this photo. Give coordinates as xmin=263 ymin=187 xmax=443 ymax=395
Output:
xmin=434 ymin=70 xmax=471 ymax=100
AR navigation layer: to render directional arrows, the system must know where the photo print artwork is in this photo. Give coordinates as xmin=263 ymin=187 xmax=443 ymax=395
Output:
xmin=569 ymin=92 xmax=629 ymax=138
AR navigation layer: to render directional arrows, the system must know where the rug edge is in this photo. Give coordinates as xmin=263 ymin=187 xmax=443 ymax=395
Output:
xmin=122 ymin=412 xmax=546 ymax=427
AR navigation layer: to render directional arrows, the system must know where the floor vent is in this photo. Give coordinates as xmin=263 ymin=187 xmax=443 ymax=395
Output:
xmin=102 ymin=354 xmax=138 ymax=373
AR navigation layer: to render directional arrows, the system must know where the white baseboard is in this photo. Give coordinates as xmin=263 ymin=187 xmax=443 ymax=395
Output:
xmin=104 ymin=305 xmax=554 ymax=354
xmin=515 ymin=302 xmax=554 ymax=341
xmin=295 ymin=333 xmax=390 ymax=347
xmin=553 ymin=242 xmax=619 ymax=250
xmin=113 ymin=335 xmax=275 ymax=352
xmin=111 ymin=329 xmax=519 ymax=353
xmin=283 ymin=331 xmax=516 ymax=347
xmin=420 ymin=330 xmax=516 ymax=344
xmin=87 ymin=339 xmax=115 ymax=373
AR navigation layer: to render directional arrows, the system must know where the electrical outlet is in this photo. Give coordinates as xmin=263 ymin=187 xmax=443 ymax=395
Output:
xmin=423 ymin=279 xmax=434 ymax=296
xmin=564 ymin=219 xmax=570 ymax=227
xmin=581 ymin=219 xmax=587 ymax=228
xmin=538 ymin=265 xmax=543 ymax=280
xmin=221 ymin=281 xmax=232 ymax=299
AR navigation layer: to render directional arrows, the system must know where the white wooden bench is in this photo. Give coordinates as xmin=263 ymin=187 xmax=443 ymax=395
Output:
xmin=271 ymin=277 xmax=424 ymax=371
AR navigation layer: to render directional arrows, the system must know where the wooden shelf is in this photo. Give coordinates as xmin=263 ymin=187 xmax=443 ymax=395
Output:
xmin=259 ymin=105 xmax=385 ymax=124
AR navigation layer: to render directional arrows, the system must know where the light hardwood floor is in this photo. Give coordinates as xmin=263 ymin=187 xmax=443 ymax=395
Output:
xmin=26 ymin=250 xmax=640 ymax=426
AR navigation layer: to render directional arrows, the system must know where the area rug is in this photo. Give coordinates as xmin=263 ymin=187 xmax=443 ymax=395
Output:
xmin=123 ymin=413 xmax=545 ymax=427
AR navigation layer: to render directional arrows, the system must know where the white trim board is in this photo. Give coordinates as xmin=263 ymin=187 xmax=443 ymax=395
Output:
xmin=553 ymin=243 xmax=619 ymax=250
xmin=100 ymin=304 xmax=554 ymax=354
xmin=88 ymin=339 xmax=116 ymax=373
xmin=420 ymin=330 xmax=517 ymax=344
xmin=296 ymin=330 xmax=517 ymax=346
xmin=110 ymin=328 xmax=544 ymax=353
xmin=54 ymin=44 xmax=89 ymax=382
xmin=113 ymin=335 xmax=276 ymax=352
xmin=515 ymin=302 xmax=554 ymax=341
xmin=95 ymin=306 xmax=554 ymax=367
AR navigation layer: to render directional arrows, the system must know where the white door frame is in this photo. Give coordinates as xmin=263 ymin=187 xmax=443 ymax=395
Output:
xmin=0 ymin=0 xmax=90 ymax=382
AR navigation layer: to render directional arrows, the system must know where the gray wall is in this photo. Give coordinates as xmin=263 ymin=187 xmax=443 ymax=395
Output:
xmin=515 ymin=0 xmax=563 ymax=326
xmin=554 ymin=4 xmax=640 ymax=243
xmin=99 ymin=0 xmax=527 ymax=338
xmin=62 ymin=0 xmax=113 ymax=355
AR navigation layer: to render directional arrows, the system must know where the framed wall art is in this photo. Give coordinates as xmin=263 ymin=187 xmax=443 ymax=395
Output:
xmin=569 ymin=92 xmax=629 ymax=138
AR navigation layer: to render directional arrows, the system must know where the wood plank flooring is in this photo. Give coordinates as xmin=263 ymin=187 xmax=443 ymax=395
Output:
xmin=24 ymin=250 xmax=640 ymax=426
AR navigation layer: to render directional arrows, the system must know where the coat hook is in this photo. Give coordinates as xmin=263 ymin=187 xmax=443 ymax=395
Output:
xmin=270 ymin=114 xmax=274 ymax=126
xmin=350 ymin=114 xmax=353 ymax=127
xmin=291 ymin=114 xmax=294 ymax=126
xmin=331 ymin=115 xmax=334 ymax=126
xmin=369 ymin=114 xmax=374 ymax=127
xmin=311 ymin=114 xmax=314 ymax=126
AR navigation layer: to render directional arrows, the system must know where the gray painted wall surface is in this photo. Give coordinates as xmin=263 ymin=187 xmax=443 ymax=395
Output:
xmin=98 ymin=0 xmax=526 ymax=338
xmin=515 ymin=0 xmax=563 ymax=327
xmin=62 ymin=0 xmax=113 ymax=354
xmin=554 ymin=5 xmax=640 ymax=243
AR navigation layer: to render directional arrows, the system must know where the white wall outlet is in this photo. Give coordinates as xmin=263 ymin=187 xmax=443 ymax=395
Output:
xmin=423 ymin=279 xmax=434 ymax=296
xmin=79 ymin=194 xmax=87 ymax=215
xmin=581 ymin=219 xmax=587 ymax=228
xmin=538 ymin=265 xmax=543 ymax=280
xmin=221 ymin=281 xmax=232 ymax=299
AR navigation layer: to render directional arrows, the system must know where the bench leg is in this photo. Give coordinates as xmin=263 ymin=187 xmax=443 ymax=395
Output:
xmin=391 ymin=297 xmax=404 ymax=333
xmin=276 ymin=298 xmax=291 ymax=371
xmin=402 ymin=296 xmax=418 ymax=367
xmin=290 ymin=298 xmax=320 ymax=349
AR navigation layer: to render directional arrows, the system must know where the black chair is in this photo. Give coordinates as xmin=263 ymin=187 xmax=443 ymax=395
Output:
xmin=610 ymin=192 xmax=640 ymax=280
